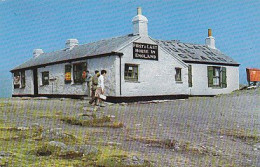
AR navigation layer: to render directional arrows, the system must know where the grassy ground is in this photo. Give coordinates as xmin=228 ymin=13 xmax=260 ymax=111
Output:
xmin=0 ymin=120 xmax=148 ymax=167
xmin=0 ymin=88 xmax=259 ymax=166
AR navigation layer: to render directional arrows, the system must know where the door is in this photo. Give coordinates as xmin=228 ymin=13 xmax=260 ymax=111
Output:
xmin=33 ymin=69 xmax=38 ymax=95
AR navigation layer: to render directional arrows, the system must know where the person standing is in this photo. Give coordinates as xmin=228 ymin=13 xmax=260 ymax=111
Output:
xmin=95 ymin=70 xmax=107 ymax=107
xmin=89 ymin=70 xmax=99 ymax=105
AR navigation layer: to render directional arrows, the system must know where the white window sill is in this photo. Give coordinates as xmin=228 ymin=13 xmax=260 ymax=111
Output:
xmin=210 ymin=87 xmax=224 ymax=89
xmin=71 ymin=83 xmax=83 ymax=85
xmin=125 ymin=80 xmax=140 ymax=83
xmin=15 ymin=87 xmax=25 ymax=89
xmin=40 ymin=84 xmax=49 ymax=87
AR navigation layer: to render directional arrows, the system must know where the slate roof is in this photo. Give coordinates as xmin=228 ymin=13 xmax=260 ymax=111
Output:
xmin=11 ymin=34 xmax=138 ymax=71
xmin=11 ymin=34 xmax=239 ymax=72
xmin=153 ymin=39 xmax=239 ymax=65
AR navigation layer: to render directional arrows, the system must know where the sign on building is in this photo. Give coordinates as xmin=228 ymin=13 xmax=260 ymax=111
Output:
xmin=133 ymin=42 xmax=158 ymax=60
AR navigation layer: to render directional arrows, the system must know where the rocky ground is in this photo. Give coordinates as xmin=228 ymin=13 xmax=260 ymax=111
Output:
xmin=0 ymin=88 xmax=259 ymax=167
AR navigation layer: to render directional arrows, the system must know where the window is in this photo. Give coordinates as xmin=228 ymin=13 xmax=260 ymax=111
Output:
xmin=188 ymin=65 xmax=192 ymax=87
xmin=175 ymin=68 xmax=182 ymax=81
xmin=213 ymin=67 xmax=220 ymax=86
xmin=13 ymin=71 xmax=25 ymax=89
xmin=65 ymin=64 xmax=72 ymax=84
xmin=42 ymin=71 xmax=49 ymax=85
xmin=21 ymin=71 xmax=25 ymax=88
xmin=13 ymin=72 xmax=20 ymax=89
xmin=124 ymin=64 xmax=138 ymax=81
xmin=208 ymin=66 xmax=227 ymax=88
xmin=73 ymin=62 xmax=87 ymax=84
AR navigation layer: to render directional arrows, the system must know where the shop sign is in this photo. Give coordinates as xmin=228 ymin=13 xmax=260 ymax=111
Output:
xmin=133 ymin=42 xmax=158 ymax=60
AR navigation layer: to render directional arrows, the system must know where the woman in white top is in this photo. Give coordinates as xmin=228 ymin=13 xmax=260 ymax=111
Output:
xmin=95 ymin=70 xmax=107 ymax=106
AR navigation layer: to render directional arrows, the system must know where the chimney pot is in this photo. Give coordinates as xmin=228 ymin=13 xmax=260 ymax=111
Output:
xmin=208 ymin=29 xmax=212 ymax=37
xmin=66 ymin=39 xmax=79 ymax=50
xmin=132 ymin=7 xmax=148 ymax=36
xmin=137 ymin=7 xmax=142 ymax=15
xmin=33 ymin=49 xmax=44 ymax=58
xmin=205 ymin=29 xmax=216 ymax=49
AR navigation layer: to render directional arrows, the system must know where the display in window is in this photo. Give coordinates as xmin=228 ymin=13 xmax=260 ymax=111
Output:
xmin=42 ymin=71 xmax=49 ymax=85
xmin=124 ymin=64 xmax=138 ymax=81
xmin=65 ymin=65 xmax=72 ymax=83
xmin=13 ymin=72 xmax=20 ymax=89
xmin=208 ymin=66 xmax=227 ymax=88
xmin=73 ymin=62 xmax=87 ymax=84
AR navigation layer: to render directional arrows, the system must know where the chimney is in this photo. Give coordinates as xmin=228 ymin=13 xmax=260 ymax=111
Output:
xmin=66 ymin=39 xmax=79 ymax=50
xmin=132 ymin=7 xmax=148 ymax=37
xmin=33 ymin=49 xmax=44 ymax=58
xmin=137 ymin=7 xmax=142 ymax=15
xmin=205 ymin=29 xmax=216 ymax=49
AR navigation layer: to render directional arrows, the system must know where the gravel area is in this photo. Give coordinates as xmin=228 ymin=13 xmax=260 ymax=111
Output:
xmin=0 ymin=88 xmax=259 ymax=166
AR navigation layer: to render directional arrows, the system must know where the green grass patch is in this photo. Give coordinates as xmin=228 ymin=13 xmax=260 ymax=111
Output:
xmin=0 ymin=125 xmax=43 ymax=141
xmin=212 ymin=128 xmax=260 ymax=144
xmin=0 ymin=101 xmax=12 ymax=108
xmin=60 ymin=116 xmax=110 ymax=126
xmin=30 ymin=109 xmax=63 ymax=118
xmin=89 ymin=146 xmax=152 ymax=167
xmin=60 ymin=115 xmax=125 ymax=128
xmin=127 ymin=135 xmax=222 ymax=156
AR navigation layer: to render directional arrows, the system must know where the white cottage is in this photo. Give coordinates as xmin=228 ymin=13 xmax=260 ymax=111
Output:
xmin=10 ymin=7 xmax=239 ymax=102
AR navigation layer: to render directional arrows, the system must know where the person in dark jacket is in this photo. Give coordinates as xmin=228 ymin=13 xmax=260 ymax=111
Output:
xmin=89 ymin=70 xmax=100 ymax=105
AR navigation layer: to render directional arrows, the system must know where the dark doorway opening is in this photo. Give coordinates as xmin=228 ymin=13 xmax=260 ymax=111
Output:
xmin=33 ymin=69 xmax=38 ymax=95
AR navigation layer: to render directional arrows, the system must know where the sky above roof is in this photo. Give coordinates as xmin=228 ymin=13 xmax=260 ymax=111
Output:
xmin=0 ymin=0 xmax=259 ymax=97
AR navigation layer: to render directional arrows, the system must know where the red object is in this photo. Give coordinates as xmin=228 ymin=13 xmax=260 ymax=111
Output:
xmin=246 ymin=68 xmax=260 ymax=82
xmin=82 ymin=71 xmax=87 ymax=79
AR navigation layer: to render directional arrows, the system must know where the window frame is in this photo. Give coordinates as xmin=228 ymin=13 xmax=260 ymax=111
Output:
xmin=208 ymin=66 xmax=227 ymax=88
xmin=175 ymin=67 xmax=182 ymax=82
xmin=13 ymin=71 xmax=21 ymax=89
xmin=73 ymin=62 xmax=87 ymax=84
xmin=42 ymin=71 xmax=49 ymax=86
xmin=212 ymin=67 xmax=221 ymax=87
xmin=21 ymin=71 xmax=26 ymax=88
xmin=188 ymin=65 xmax=192 ymax=87
xmin=124 ymin=64 xmax=139 ymax=82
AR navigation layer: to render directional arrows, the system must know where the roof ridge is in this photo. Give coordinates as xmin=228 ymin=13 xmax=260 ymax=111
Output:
xmin=154 ymin=38 xmax=207 ymax=46
xmin=152 ymin=37 xmax=239 ymax=65
xmin=11 ymin=33 xmax=137 ymax=71
xmin=79 ymin=33 xmax=134 ymax=46
xmin=34 ymin=34 xmax=135 ymax=58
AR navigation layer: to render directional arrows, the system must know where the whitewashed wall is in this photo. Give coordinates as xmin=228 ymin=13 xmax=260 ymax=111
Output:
xmin=12 ymin=70 xmax=34 ymax=95
xmin=36 ymin=56 xmax=117 ymax=96
xmin=87 ymin=56 xmax=117 ymax=96
xmin=115 ymin=36 xmax=189 ymax=96
xmin=188 ymin=63 xmax=239 ymax=95
xmin=37 ymin=63 xmax=86 ymax=95
xmin=12 ymin=37 xmax=239 ymax=98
